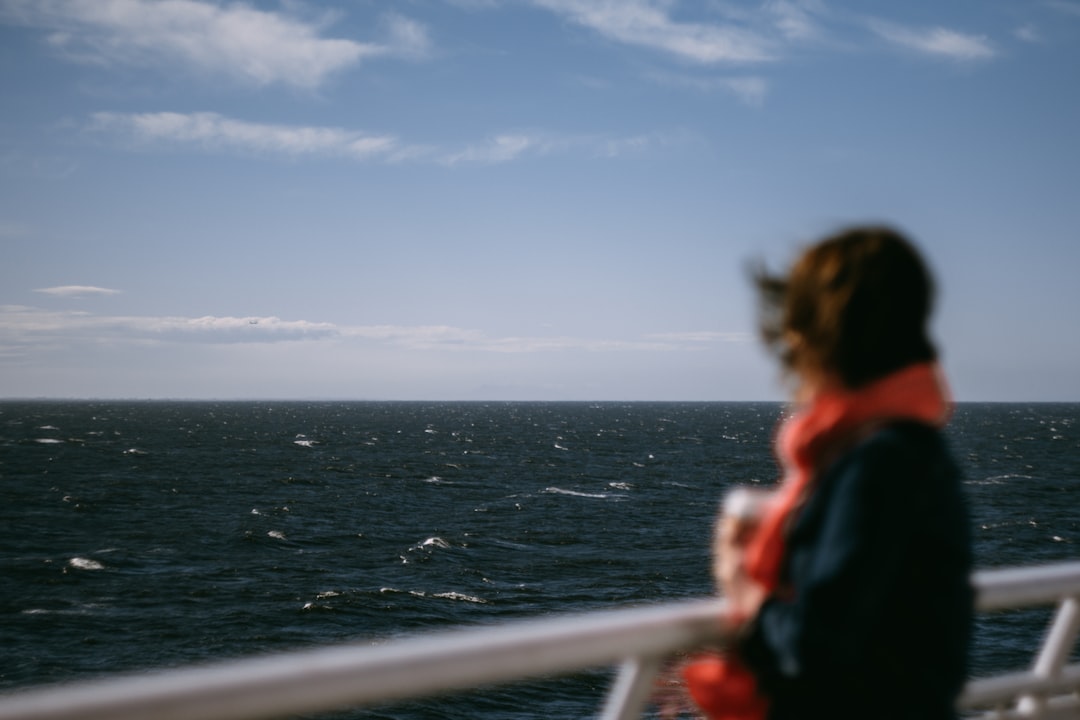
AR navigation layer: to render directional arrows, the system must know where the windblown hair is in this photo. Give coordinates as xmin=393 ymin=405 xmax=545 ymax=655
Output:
xmin=755 ymin=226 xmax=938 ymax=390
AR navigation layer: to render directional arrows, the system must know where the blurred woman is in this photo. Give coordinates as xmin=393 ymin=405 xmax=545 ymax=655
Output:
xmin=684 ymin=226 xmax=973 ymax=720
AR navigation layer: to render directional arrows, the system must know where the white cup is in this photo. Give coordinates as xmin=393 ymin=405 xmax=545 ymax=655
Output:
xmin=713 ymin=486 xmax=773 ymax=589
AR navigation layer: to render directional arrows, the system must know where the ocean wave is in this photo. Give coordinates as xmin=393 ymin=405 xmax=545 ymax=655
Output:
xmin=432 ymin=592 xmax=487 ymax=604
xmin=543 ymin=487 xmax=617 ymax=499
xmin=377 ymin=587 xmax=487 ymax=604
xmin=967 ymin=473 xmax=1036 ymax=486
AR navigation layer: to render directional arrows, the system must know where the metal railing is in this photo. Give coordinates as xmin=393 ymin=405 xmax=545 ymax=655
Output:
xmin=1 ymin=562 xmax=1079 ymax=720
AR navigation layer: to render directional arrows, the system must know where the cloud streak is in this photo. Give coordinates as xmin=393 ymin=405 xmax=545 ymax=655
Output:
xmin=530 ymin=0 xmax=775 ymax=63
xmin=89 ymin=112 xmax=670 ymax=165
xmin=0 ymin=306 xmax=337 ymax=345
xmin=1 ymin=0 xmax=429 ymax=88
xmin=646 ymin=71 xmax=768 ymax=106
xmin=92 ymin=112 xmax=399 ymax=160
xmin=868 ymin=20 xmax=995 ymax=61
xmin=0 ymin=306 xmax=748 ymax=356
xmin=35 ymin=285 xmax=122 ymax=298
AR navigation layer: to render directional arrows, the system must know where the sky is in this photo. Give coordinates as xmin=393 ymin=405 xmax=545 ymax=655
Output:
xmin=1 ymin=0 xmax=1078 ymax=402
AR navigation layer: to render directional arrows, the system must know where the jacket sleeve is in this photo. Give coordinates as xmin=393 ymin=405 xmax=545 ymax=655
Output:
xmin=736 ymin=424 xmax=971 ymax=707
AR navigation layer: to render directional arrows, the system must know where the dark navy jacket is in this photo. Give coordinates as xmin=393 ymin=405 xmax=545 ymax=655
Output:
xmin=739 ymin=421 xmax=973 ymax=720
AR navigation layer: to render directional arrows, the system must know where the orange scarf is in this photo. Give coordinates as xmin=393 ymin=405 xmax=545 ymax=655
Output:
xmin=684 ymin=363 xmax=950 ymax=720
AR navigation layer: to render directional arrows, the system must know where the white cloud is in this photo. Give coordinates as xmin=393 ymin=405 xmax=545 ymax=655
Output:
xmin=764 ymin=0 xmax=826 ymax=41
xmin=530 ymin=0 xmax=775 ymax=63
xmin=445 ymin=0 xmax=502 ymax=9
xmin=647 ymin=71 xmax=768 ymax=106
xmin=1 ymin=0 xmax=429 ymax=88
xmin=1044 ymin=1 xmax=1080 ymax=17
xmin=90 ymin=112 xmax=670 ymax=165
xmin=381 ymin=12 xmax=431 ymax=59
xmin=0 ymin=306 xmax=336 ymax=345
xmin=0 ymin=306 xmax=742 ymax=354
xmin=868 ymin=20 xmax=995 ymax=61
xmin=440 ymin=134 xmax=547 ymax=166
xmin=1014 ymin=24 xmax=1041 ymax=43
xmin=645 ymin=331 xmax=752 ymax=343
xmin=35 ymin=285 xmax=122 ymax=297
xmin=438 ymin=129 xmax=688 ymax=165
xmin=91 ymin=112 xmax=399 ymax=160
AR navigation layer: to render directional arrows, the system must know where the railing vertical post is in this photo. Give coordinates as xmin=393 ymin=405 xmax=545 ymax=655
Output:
xmin=599 ymin=655 xmax=665 ymax=720
xmin=1017 ymin=596 xmax=1080 ymax=717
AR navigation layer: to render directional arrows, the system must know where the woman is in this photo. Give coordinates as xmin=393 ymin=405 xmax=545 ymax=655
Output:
xmin=684 ymin=226 xmax=973 ymax=720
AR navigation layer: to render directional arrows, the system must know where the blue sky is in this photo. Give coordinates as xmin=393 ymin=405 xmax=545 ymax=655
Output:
xmin=1 ymin=0 xmax=1078 ymax=401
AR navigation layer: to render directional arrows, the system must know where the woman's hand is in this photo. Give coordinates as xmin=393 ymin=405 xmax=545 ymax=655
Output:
xmin=714 ymin=515 xmax=768 ymax=622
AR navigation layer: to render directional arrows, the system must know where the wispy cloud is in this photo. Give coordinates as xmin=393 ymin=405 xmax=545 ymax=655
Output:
xmin=0 ymin=306 xmax=747 ymax=354
xmin=89 ymin=112 xmax=671 ymax=165
xmin=1014 ymin=24 xmax=1041 ymax=43
xmin=0 ymin=0 xmax=429 ymax=88
xmin=764 ymin=0 xmax=827 ymax=41
xmin=35 ymin=285 xmax=122 ymax=298
xmin=1044 ymin=1 xmax=1080 ymax=17
xmin=645 ymin=331 xmax=753 ymax=343
xmin=440 ymin=134 xmax=545 ymax=166
xmin=868 ymin=20 xmax=995 ymax=61
xmin=530 ymin=0 xmax=775 ymax=63
xmin=91 ymin=112 xmax=400 ymax=160
xmin=646 ymin=71 xmax=768 ymax=106
xmin=1 ymin=306 xmax=335 ymax=345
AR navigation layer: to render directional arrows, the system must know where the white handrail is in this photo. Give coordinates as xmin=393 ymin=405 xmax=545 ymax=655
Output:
xmin=0 ymin=600 xmax=725 ymax=720
xmin=1 ymin=562 xmax=1079 ymax=720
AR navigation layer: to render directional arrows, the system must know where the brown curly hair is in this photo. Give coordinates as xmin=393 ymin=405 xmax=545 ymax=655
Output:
xmin=755 ymin=226 xmax=938 ymax=390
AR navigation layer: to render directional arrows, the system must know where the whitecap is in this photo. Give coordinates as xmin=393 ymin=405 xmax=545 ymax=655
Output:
xmin=35 ymin=438 xmax=63 ymax=444
xmin=543 ymin=487 xmax=610 ymax=499
xmin=293 ymin=440 xmax=317 ymax=448
xmin=553 ymin=443 xmax=569 ymax=451
xmin=316 ymin=591 xmax=341 ymax=599
xmin=421 ymin=537 xmax=451 ymax=549
xmin=68 ymin=557 xmax=104 ymax=571
xmin=432 ymin=592 xmax=487 ymax=604
xmin=423 ymin=476 xmax=444 ymax=484
xmin=608 ymin=482 xmax=632 ymax=490
xmin=268 ymin=530 xmax=286 ymax=540
xmin=302 ymin=601 xmax=334 ymax=611
xmin=39 ymin=425 xmax=60 ymax=430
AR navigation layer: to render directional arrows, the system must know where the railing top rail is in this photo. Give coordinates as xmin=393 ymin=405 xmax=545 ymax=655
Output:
xmin=2 ymin=562 xmax=1080 ymax=720
xmin=973 ymin=560 xmax=1080 ymax=611
xmin=0 ymin=599 xmax=724 ymax=720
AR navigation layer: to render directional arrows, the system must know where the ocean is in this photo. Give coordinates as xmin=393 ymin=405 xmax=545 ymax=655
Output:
xmin=1 ymin=401 xmax=1077 ymax=718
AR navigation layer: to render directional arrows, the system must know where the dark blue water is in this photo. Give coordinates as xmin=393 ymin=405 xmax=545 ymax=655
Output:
xmin=1 ymin=401 xmax=1077 ymax=718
